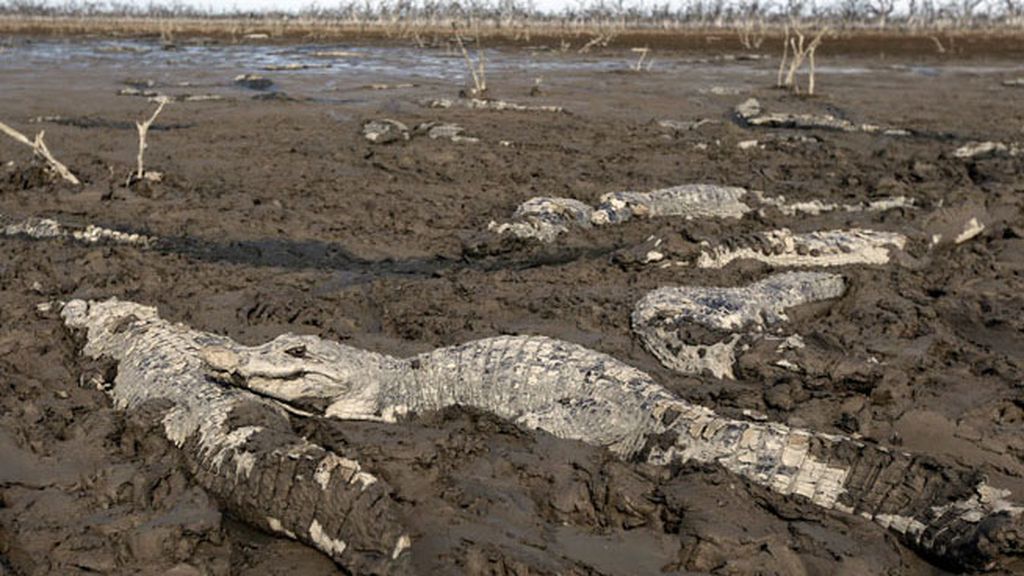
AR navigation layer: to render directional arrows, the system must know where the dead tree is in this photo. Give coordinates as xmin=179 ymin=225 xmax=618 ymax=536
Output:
xmin=955 ymin=0 xmax=986 ymax=26
xmin=1005 ymin=0 xmax=1024 ymax=24
xmin=868 ymin=0 xmax=897 ymax=27
xmin=737 ymin=16 xmax=766 ymax=50
xmin=781 ymin=23 xmax=829 ymax=95
xmin=776 ymin=25 xmax=791 ymax=88
xmin=131 ymin=96 xmax=169 ymax=185
xmin=452 ymin=24 xmax=486 ymax=96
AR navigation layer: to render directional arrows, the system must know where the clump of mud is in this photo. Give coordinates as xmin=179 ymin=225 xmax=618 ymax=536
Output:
xmin=2 ymin=161 xmax=54 ymax=190
xmin=302 ymin=407 xmax=913 ymax=575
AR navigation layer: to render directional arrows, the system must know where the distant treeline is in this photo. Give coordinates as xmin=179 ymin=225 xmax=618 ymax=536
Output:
xmin=0 ymin=0 xmax=1022 ymax=30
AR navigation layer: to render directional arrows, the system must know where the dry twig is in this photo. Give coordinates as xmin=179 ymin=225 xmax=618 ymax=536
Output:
xmin=0 ymin=120 xmax=80 ymax=184
xmin=738 ymin=18 xmax=765 ymax=50
xmin=132 ymin=96 xmax=169 ymax=184
xmin=777 ymin=25 xmax=790 ymax=88
xmin=631 ymin=47 xmax=651 ymax=71
xmin=453 ymin=25 xmax=486 ymax=96
xmin=578 ymin=32 xmax=615 ymax=54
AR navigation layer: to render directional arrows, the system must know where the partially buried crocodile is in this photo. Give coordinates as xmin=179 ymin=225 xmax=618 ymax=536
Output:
xmin=61 ymin=298 xmax=1021 ymax=573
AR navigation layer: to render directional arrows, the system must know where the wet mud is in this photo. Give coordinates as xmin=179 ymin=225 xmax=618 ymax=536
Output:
xmin=1 ymin=37 xmax=1023 ymax=575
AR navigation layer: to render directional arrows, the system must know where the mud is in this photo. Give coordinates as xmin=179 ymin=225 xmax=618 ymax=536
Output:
xmin=1 ymin=36 xmax=1023 ymax=575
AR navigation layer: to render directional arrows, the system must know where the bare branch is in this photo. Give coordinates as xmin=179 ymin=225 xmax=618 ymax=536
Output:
xmin=134 ymin=96 xmax=169 ymax=183
xmin=782 ymin=23 xmax=828 ymax=95
xmin=777 ymin=25 xmax=791 ymax=88
xmin=453 ymin=24 xmax=486 ymax=96
xmin=631 ymin=46 xmax=650 ymax=71
xmin=0 ymin=120 xmax=80 ymax=185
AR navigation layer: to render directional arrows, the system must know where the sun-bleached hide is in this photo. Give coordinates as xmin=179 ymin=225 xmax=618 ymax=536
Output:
xmin=488 ymin=185 xmax=913 ymax=243
xmin=61 ymin=298 xmax=1023 ymax=571
xmin=632 ymin=272 xmax=847 ymax=379
xmin=2 ymin=212 xmax=150 ymax=246
xmin=61 ymin=299 xmax=410 ymax=575
xmin=693 ymin=228 xmax=907 ymax=269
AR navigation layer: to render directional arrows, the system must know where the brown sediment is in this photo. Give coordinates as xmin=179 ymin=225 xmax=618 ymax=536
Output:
xmin=1 ymin=35 xmax=1023 ymax=575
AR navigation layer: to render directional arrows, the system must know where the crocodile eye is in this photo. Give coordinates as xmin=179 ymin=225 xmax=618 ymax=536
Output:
xmin=112 ymin=314 xmax=140 ymax=334
xmin=285 ymin=345 xmax=307 ymax=358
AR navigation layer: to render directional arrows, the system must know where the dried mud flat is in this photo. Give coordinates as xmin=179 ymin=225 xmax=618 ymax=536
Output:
xmin=1 ymin=36 xmax=1023 ymax=575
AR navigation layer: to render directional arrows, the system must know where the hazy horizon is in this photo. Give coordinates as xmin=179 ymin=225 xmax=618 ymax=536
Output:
xmin=18 ymin=0 xmax=919 ymax=16
xmin=29 ymin=0 xmax=640 ymax=14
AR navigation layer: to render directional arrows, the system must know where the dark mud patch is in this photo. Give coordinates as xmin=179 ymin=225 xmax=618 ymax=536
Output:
xmin=2 ymin=163 xmax=53 ymax=190
xmin=31 ymin=116 xmax=194 ymax=131
xmin=298 ymin=407 xmax=922 ymax=575
xmin=251 ymin=91 xmax=297 ymax=102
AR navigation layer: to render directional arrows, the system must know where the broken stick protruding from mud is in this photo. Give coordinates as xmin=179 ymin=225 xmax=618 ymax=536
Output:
xmin=0 ymin=120 xmax=81 ymax=184
xmin=63 ymin=298 xmax=1023 ymax=571
xmin=132 ymin=96 xmax=170 ymax=184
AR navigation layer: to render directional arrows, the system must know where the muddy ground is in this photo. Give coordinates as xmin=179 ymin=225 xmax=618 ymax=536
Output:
xmin=0 ymin=36 xmax=1023 ymax=575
